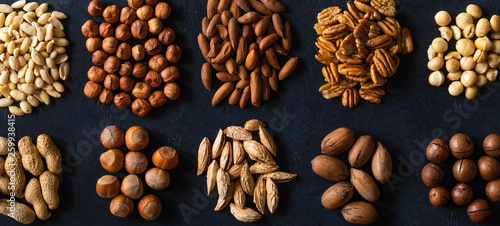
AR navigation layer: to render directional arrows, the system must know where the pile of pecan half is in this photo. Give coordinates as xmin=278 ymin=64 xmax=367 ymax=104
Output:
xmin=314 ymin=0 xmax=413 ymax=108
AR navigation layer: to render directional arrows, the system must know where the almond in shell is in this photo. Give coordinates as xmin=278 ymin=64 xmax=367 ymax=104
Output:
xmin=253 ymin=175 xmax=266 ymax=214
xmin=350 ymin=168 xmax=380 ymax=202
xmin=212 ymin=129 xmax=225 ymax=159
xmin=228 ymin=160 xmax=247 ymax=180
xmin=230 ymin=203 xmax=261 ymax=223
xmin=243 ymin=140 xmax=275 ymax=164
xmin=348 ymin=135 xmax=375 ymax=168
xmin=321 ymin=182 xmax=354 ymax=209
xmin=240 ymin=162 xmax=255 ymax=195
xmin=266 ymin=178 xmax=279 ymax=214
xmin=311 ymin=155 xmax=349 ymax=181
xmin=244 ymin=119 xmax=265 ymax=131
xmin=226 ymin=126 xmax=252 ymax=140
xmin=250 ymin=162 xmax=279 ymax=175
xmin=233 ymin=140 xmax=245 ymax=164
xmin=220 ymin=141 xmax=233 ymax=170
xmin=263 ymin=171 xmax=297 ymax=183
xmin=341 ymin=201 xmax=379 ymax=225
xmin=259 ymin=126 xmax=276 ymax=156
xmin=371 ymin=142 xmax=392 ymax=184
xmin=197 ymin=137 xmax=211 ymax=175
xmin=215 ymin=181 xmax=234 ymax=211
xmin=321 ymin=127 xmax=355 ymax=156
xmin=233 ymin=181 xmax=246 ymax=208
xmin=206 ymin=160 xmax=219 ymax=195
xmin=216 ymin=168 xmax=231 ymax=200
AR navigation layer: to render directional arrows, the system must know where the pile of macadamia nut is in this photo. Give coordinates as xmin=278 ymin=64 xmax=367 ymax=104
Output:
xmin=428 ymin=4 xmax=499 ymax=99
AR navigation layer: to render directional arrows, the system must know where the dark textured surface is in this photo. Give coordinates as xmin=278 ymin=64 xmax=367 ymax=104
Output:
xmin=0 ymin=0 xmax=499 ymax=225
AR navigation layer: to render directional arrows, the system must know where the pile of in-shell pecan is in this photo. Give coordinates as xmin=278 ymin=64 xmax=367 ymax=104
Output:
xmin=314 ymin=0 xmax=413 ymax=108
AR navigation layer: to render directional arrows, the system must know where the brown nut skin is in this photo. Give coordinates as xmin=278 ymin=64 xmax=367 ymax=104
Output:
xmin=118 ymin=61 xmax=133 ymax=77
xmin=450 ymin=133 xmax=474 ymax=159
xmin=426 ymin=138 xmax=450 ymax=163
xmin=161 ymin=66 xmax=179 ymax=83
xmin=101 ymin=126 xmax=125 ymax=149
xmin=145 ymin=38 xmax=163 ymax=56
xmin=145 ymin=0 xmax=159 ymax=6
xmin=158 ymin=28 xmax=175 ymax=45
xmin=429 ymin=186 xmax=449 ymax=207
xmin=467 ymin=199 xmax=493 ymax=223
xmin=132 ymin=99 xmax=153 ymax=117
xmin=104 ymin=74 xmax=120 ymax=91
xmin=88 ymin=0 xmax=104 ymax=17
xmin=125 ymin=151 xmax=148 ymax=174
xmin=92 ymin=50 xmax=108 ymax=66
xmin=104 ymin=56 xmax=120 ymax=74
xmin=115 ymin=24 xmax=131 ymax=41
xmin=100 ymin=149 xmax=124 ymax=173
xmin=149 ymin=55 xmax=168 ymax=72
xmin=341 ymin=201 xmax=379 ymax=225
xmin=155 ymin=2 xmax=171 ymax=20
xmin=478 ymin=156 xmax=500 ymax=180
xmin=421 ymin=163 xmax=445 ymax=187
xmin=148 ymin=18 xmax=163 ymax=35
xmin=131 ymin=20 xmax=149 ymax=39
xmin=132 ymin=44 xmax=146 ymax=61
xmin=96 ymin=175 xmax=120 ymax=198
xmin=116 ymin=43 xmax=132 ymax=61
xmin=321 ymin=182 xmax=354 ymax=209
xmin=125 ymin=126 xmax=149 ymax=151
xmin=121 ymin=174 xmax=144 ymax=199
xmin=99 ymin=89 xmax=114 ymax=104
xmin=452 ymin=183 xmax=474 ymax=206
xmin=132 ymin=63 xmax=147 ymax=78
xmin=110 ymin=194 xmax=134 ymax=218
xmin=99 ymin=22 xmax=114 ymax=38
xmin=453 ymin=159 xmax=477 ymax=183
xmin=164 ymin=82 xmax=180 ymax=100
xmin=88 ymin=66 xmax=106 ymax=83
xmin=145 ymin=167 xmax=170 ymax=190
xmin=152 ymin=146 xmax=178 ymax=170
xmin=128 ymin=0 xmax=143 ymax=9
xmin=137 ymin=5 xmax=154 ymax=20
xmin=82 ymin=20 xmax=99 ymax=38
xmin=114 ymin=92 xmax=132 ymax=108
xmin=486 ymin=179 xmax=500 ymax=202
xmin=103 ymin=5 xmax=120 ymax=23
xmin=348 ymin=135 xmax=375 ymax=168
xmin=311 ymin=155 xmax=349 ymax=181
xmin=84 ymin=81 xmax=102 ymax=99
xmin=321 ymin=127 xmax=356 ymax=156
xmin=86 ymin=37 xmax=102 ymax=52
xmin=145 ymin=71 xmax=162 ymax=88
xmin=165 ymin=44 xmax=182 ymax=63
xmin=484 ymin=134 xmax=500 ymax=157
xmin=149 ymin=91 xmax=167 ymax=108
xmin=120 ymin=7 xmax=137 ymax=25
xmin=102 ymin=37 xmax=118 ymax=54
xmin=120 ymin=76 xmax=135 ymax=92
xmin=138 ymin=195 xmax=162 ymax=221
xmin=132 ymin=82 xmax=151 ymax=99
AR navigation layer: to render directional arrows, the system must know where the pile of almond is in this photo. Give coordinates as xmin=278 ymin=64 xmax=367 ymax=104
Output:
xmin=197 ymin=119 xmax=297 ymax=222
xmin=311 ymin=127 xmax=392 ymax=225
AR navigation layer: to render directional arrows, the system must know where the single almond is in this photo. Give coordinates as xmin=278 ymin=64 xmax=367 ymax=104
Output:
xmin=198 ymin=33 xmax=210 ymax=62
xmin=261 ymin=75 xmax=271 ymax=101
xmin=245 ymin=50 xmax=258 ymax=70
xmin=371 ymin=142 xmax=392 ymax=184
xmin=348 ymin=135 xmax=375 ymax=168
xmin=207 ymin=0 xmax=218 ymax=20
xmin=259 ymin=126 xmax=276 ymax=156
xmin=263 ymin=171 xmax=297 ymax=183
xmin=269 ymin=70 xmax=278 ymax=92
xmin=233 ymin=181 xmax=246 ymax=208
xmin=197 ymin=137 xmax=211 ymax=175
xmin=272 ymin=13 xmax=284 ymax=38
xmin=220 ymin=141 xmax=233 ymax=170
xmin=253 ymin=175 xmax=266 ymax=214
xmin=250 ymin=71 xmax=261 ymax=107
xmin=212 ymin=129 xmax=226 ymax=159
xmin=228 ymin=18 xmax=239 ymax=49
xmin=244 ymin=119 xmax=266 ymax=131
xmin=255 ymin=16 xmax=271 ymax=37
xmin=248 ymin=0 xmax=272 ymax=15
xmin=230 ymin=203 xmax=261 ymax=223
xmin=216 ymin=72 xmax=240 ymax=82
xmin=234 ymin=0 xmax=251 ymax=12
xmin=226 ymin=126 xmax=252 ymax=140
xmin=240 ymin=162 xmax=255 ymax=195
xmin=283 ymin=21 xmax=292 ymax=51
xmin=201 ymin=62 xmax=212 ymax=90
xmin=237 ymin=12 xmax=261 ymax=24
xmin=350 ymin=168 xmax=380 ymax=202
xmin=243 ymin=140 xmax=275 ymax=164
xmin=321 ymin=182 xmax=354 ymax=209
xmin=206 ymin=160 xmax=219 ymax=195
xmin=228 ymin=88 xmax=242 ymax=106
xmin=239 ymin=86 xmax=250 ymax=108
xmin=233 ymin=140 xmax=245 ymax=164
xmin=265 ymin=48 xmax=281 ymax=70
xmin=259 ymin=33 xmax=280 ymax=50
xmin=228 ymin=160 xmax=247 ymax=180
xmin=212 ymin=82 xmax=235 ymax=107
xmin=278 ymin=57 xmax=298 ymax=80
xmin=260 ymin=0 xmax=286 ymax=13
xmin=206 ymin=13 xmax=220 ymax=37
xmin=250 ymin=162 xmax=279 ymax=174
xmin=236 ymin=36 xmax=248 ymax=65
xmin=215 ymin=181 xmax=234 ymax=211
xmin=212 ymin=41 xmax=232 ymax=64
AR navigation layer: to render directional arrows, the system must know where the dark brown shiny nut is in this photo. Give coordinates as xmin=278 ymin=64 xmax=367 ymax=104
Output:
xmin=137 ymin=5 xmax=154 ymax=20
xmin=421 ymin=163 xmax=444 ymax=187
xmin=158 ymin=28 xmax=175 ymax=45
xmin=453 ymin=159 xmax=477 ymax=183
xmin=104 ymin=56 xmax=120 ymax=73
xmin=82 ymin=20 xmax=99 ymax=37
xmin=160 ymin=66 xmax=179 ymax=83
xmin=452 ymin=183 xmax=474 ymax=206
xmin=155 ymin=2 xmax=171 ymax=20
xmin=131 ymin=20 xmax=148 ymax=39
xmin=99 ymin=88 xmax=113 ymax=104
xmin=132 ymin=82 xmax=151 ymax=99
xmin=99 ymin=22 xmax=114 ymax=38
xmin=165 ymin=44 xmax=182 ymax=63
xmin=114 ymin=92 xmax=132 ymax=108
xmin=88 ymin=0 xmax=104 ymax=17
xmin=145 ymin=71 xmax=162 ymax=88
xmin=145 ymin=38 xmax=163 ymax=56
xmin=429 ymin=187 xmax=449 ymax=207
xmin=103 ymin=5 xmax=120 ymax=23
xmin=450 ymin=133 xmax=474 ymax=159
xmin=102 ymin=37 xmax=118 ymax=54
xmin=120 ymin=76 xmax=135 ymax=92
xmin=128 ymin=0 xmax=143 ymax=9
xmin=116 ymin=43 xmax=132 ymax=61
xmin=484 ymin=134 xmax=500 ymax=157
xmin=478 ymin=156 xmax=500 ymax=180
xmin=132 ymin=44 xmax=146 ymax=61
xmin=149 ymin=90 xmax=167 ymax=108
xmin=467 ymin=199 xmax=493 ymax=223
xmin=163 ymin=82 xmax=180 ymax=100
xmin=120 ymin=7 xmax=137 ymax=25
xmin=84 ymin=81 xmax=102 ymax=99
xmin=426 ymin=138 xmax=450 ymax=164
xmin=92 ymin=50 xmax=108 ymax=65
xmin=118 ymin=61 xmax=133 ymax=77
xmin=86 ymin=37 xmax=102 ymax=52
xmin=486 ymin=179 xmax=500 ymax=202
xmin=149 ymin=55 xmax=168 ymax=72
xmin=132 ymin=63 xmax=147 ymax=78
xmin=148 ymin=18 xmax=163 ymax=35
xmin=347 ymin=135 xmax=375 ymax=168
xmin=115 ymin=24 xmax=131 ymax=41
xmin=104 ymin=74 xmax=120 ymax=91
xmin=88 ymin=66 xmax=106 ymax=82
xmin=132 ymin=99 xmax=152 ymax=117
xmin=145 ymin=0 xmax=159 ymax=6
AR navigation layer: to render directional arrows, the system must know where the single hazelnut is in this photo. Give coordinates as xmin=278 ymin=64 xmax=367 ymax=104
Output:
xmin=450 ymin=133 xmax=474 ymax=158
xmin=161 ymin=66 xmax=179 ymax=83
xmin=132 ymin=82 xmax=151 ymax=99
xmin=125 ymin=126 xmax=149 ymax=151
xmin=101 ymin=125 xmax=125 ymax=149
xmin=102 ymin=37 xmax=118 ymax=54
xmin=82 ymin=20 xmax=99 ymax=38
xmin=138 ymin=195 xmax=162 ymax=221
xmin=137 ymin=5 xmax=154 ymax=20
xmin=155 ymin=2 xmax=171 ymax=20
xmin=92 ymin=50 xmax=108 ymax=66
xmin=152 ymin=146 xmax=178 ymax=170
xmin=149 ymin=54 xmax=168 ymax=72
xmin=128 ymin=0 xmax=144 ymax=9
xmin=96 ymin=175 xmax=120 ymax=198
xmin=145 ymin=167 xmax=170 ymax=190
xmin=165 ymin=44 xmax=182 ymax=63
xmin=121 ymin=174 xmax=144 ymax=199
xmin=104 ymin=74 xmax=120 ymax=91
xmin=148 ymin=90 xmax=167 ymax=108
xmin=88 ymin=66 xmax=106 ymax=83
xmin=132 ymin=44 xmax=146 ymax=61
xmin=114 ymin=92 xmax=132 ymax=108
xmin=99 ymin=22 xmax=115 ymax=38
xmin=84 ymin=81 xmax=102 ymax=99
xmin=104 ymin=56 xmax=121 ymax=74
xmin=120 ymin=76 xmax=135 ymax=92
xmin=158 ymin=27 xmax=175 ymax=45
xmin=88 ymin=0 xmax=104 ymax=17
xmin=86 ymin=37 xmax=102 ymax=52
xmin=103 ymin=5 xmax=120 ymax=23
xmin=115 ymin=24 xmax=131 ymax=41
xmin=145 ymin=71 xmax=162 ymax=88
xmin=132 ymin=99 xmax=153 ymax=117
xmin=145 ymin=0 xmax=160 ymax=6
xmin=164 ymin=82 xmax=180 ymax=100
xmin=148 ymin=18 xmax=163 ymax=35
xmin=125 ymin=151 xmax=148 ymax=174
xmin=131 ymin=20 xmax=148 ymax=39
xmin=120 ymin=7 xmax=137 ymax=25
xmin=145 ymin=38 xmax=163 ymax=56
xmin=100 ymin=149 xmax=124 ymax=173
xmin=99 ymin=88 xmax=114 ymax=104
xmin=118 ymin=61 xmax=133 ymax=77
xmin=116 ymin=43 xmax=132 ymax=61
xmin=132 ymin=63 xmax=147 ymax=78
xmin=110 ymin=194 xmax=134 ymax=218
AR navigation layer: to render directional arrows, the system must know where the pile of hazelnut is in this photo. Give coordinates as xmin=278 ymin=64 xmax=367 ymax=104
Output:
xmin=421 ymin=133 xmax=500 ymax=223
xmin=82 ymin=0 xmax=182 ymax=117
xmin=96 ymin=125 xmax=179 ymax=220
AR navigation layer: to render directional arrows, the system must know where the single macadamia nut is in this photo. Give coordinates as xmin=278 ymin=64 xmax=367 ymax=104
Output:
xmin=453 ymin=159 xmax=477 ymax=182
xmin=486 ymin=179 xmax=500 ymax=202
xmin=428 ymin=57 xmax=444 ymax=71
xmin=448 ymin=81 xmax=464 ymax=96
xmin=421 ymin=163 xmax=444 ymax=188
xmin=461 ymin=70 xmax=478 ymax=87
xmin=429 ymin=71 xmax=445 ymax=87
xmin=486 ymin=69 xmax=498 ymax=82
xmin=460 ymin=57 xmax=476 ymax=71
xmin=466 ymin=4 xmax=482 ymax=19
xmin=465 ymin=86 xmax=477 ymax=100
xmin=426 ymin=138 xmax=450 ymax=163
xmin=456 ymin=39 xmax=475 ymax=57
xmin=452 ymin=183 xmax=474 ymax=206
xmin=467 ymin=199 xmax=493 ymax=223
xmin=432 ymin=38 xmax=448 ymax=53
xmin=484 ymin=134 xmax=500 ymax=157
xmin=435 ymin=11 xmax=452 ymax=26
xmin=450 ymin=133 xmax=474 ymax=158
xmin=456 ymin=13 xmax=474 ymax=30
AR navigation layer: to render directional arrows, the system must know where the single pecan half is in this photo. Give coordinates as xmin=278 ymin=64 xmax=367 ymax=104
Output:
xmin=366 ymin=34 xmax=392 ymax=49
xmin=323 ymin=62 xmax=342 ymax=85
xmin=320 ymin=83 xmax=345 ymax=99
xmin=323 ymin=24 xmax=349 ymax=41
xmin=338 ymin=64 xmax=367 ymax=76
xmin=361 ymin=80 xmax=382 ymax=90
xmin=341 ymin=11 xmax=358 ymax=30
xmin=314 ymin=23 xmax=326 ymax=35
xmin=368 ymin=24 xmax=383 ymax=39
xmin=399 ymin=27 xmax=413 ymax=55
xmin=347 ymin=1 xmax=365 ymax=21
xmin=342 ymin=88 xmax=360 ymax=108
xmin=377 ymin=17 xmax=401 ymax=37
xmin=316 ymin=36 xmax=337 ymax=53
xmin=316 ymin=49 xmax=338 ymax=65
xmin=359 ymin=87 xmax=385 ymax=103
xmin=346 ymin=74 xmax=370 ymax=82
xmin=370 ymin=64 xmax=387 ymax=85
xmin=371 ymin=0 xmax=396 ymax=17
xmin=318 ymin=6 xmax=343 ymax=26
xmin=354 ymin=0 xmax=374 ymax=13
xmin=373 ymin=49 xmax=396 ymax=78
